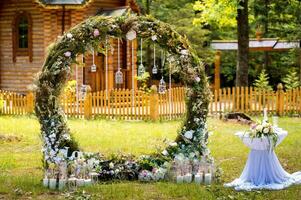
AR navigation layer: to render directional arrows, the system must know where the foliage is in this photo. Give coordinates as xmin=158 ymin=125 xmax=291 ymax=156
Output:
xmin=193 ymin=0 xmax=238 ymax=28
xmin=64 ymin=80 xmax=77 ymax=93
xmin=137 ymin=72 xmax=151 ymax=92
xmin=137 ymin=0 xmax=214 ymax=64
xmin=34 ymin=14 xmax=212 ymax=182
xmin=253 ymin=69 xmax=272 ymax=91
xmin=282 ymin=69 xmax=300 ymax=90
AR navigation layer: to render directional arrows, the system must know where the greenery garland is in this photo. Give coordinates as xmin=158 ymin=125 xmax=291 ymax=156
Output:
xmin=35 ymin=14 xmax=213 ymax=181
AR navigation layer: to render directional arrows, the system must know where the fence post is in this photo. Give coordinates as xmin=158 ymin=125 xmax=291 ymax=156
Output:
xmin=84 ymin=86 xmax=92 ymax=119
xmin=276 ymin=83 xmax=284 ymax=116
xmin=26 ymin=91 xmax=34 ymax=114
xmin=149 ymin=85 xmax=159 ymax=121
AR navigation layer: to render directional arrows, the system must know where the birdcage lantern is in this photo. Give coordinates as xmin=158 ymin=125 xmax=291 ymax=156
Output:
xmin=115 ymin=70 xmax=123 ymax=85
xmin=91 ymin=64 xmax=97 ymax=72
xmin=152 ymin=64 xmax=158 ymax=74
xmin=158 ymin=77 xmax=167 ymax=94
xmin=138 ymin=63 xmax=145 ymax=76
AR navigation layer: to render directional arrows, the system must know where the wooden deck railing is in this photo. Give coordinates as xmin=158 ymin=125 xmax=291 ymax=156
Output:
xmin=1 ymin=84 xmax=301 ymax=120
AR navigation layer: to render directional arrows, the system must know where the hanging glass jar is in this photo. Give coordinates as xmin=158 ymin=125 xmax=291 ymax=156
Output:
xmin=91 ymin=64 xmax=97 ymax=73
xmin=152 ymin=64 xmax=158 ymax=74
xmin=138 ymin=63 xmax=145 ymax=76
xmin=115 ymin=70 xmax=123 ymax=84
xmin=158 ymin=77 xmax=167 ymax=94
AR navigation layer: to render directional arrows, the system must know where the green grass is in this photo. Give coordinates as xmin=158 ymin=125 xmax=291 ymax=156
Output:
xmin=0 ymin=116 xmax=300 ymax=199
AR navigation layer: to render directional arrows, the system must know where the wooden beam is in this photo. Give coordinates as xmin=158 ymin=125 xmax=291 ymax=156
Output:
xmin=214 ymin=51 xmax=221 ymax=91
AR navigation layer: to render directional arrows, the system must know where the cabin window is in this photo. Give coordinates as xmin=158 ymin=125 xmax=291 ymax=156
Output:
xmin=18 ymin=16 xmax=28 ymax=48
xmin=12 ymin=11 xmax=32 ymax=62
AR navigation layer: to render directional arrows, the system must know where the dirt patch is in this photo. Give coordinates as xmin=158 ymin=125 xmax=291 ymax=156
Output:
xmin=0 ymin=134 xmax=22 ymax=142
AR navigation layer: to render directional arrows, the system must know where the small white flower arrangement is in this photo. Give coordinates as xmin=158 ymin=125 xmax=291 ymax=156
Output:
xmin=246 ymin=121 xmax=278 ymax=148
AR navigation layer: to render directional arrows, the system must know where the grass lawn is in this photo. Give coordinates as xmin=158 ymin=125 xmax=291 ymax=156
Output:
xmin=0 ymin=116 xmax=300 ymax=199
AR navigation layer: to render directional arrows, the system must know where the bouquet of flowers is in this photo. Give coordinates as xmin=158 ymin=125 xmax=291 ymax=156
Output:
xmin=245 ymin=121 xmax=278 ymax=149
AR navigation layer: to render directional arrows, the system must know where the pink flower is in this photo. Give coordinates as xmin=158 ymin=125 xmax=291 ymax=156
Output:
xmin=195 ymin=76 xmax=201 ymax=82
xmin=93 ymin=29 xmax=100 ymax=37
xmin=64 ymin=51 xmax=71 ymax=57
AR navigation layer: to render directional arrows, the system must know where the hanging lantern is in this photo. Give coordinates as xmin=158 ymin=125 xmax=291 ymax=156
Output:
xmin=152 ymin=64 xmax=158 ymax=74
xmin=91 ymin=64 xmax=97 ymax=73
xmin=91 ymin=49 xmax=97 ymax=72
xmin=115 ymin=38 xmax=123 ymax=85
xmin=152 ymin=44 xmax=157 ymax=74
xmin=158 ymin=77 xmax=167 ymax=94
xmin=138 ymin=63 xmax=145 ymax=76
xmin=115 ymin=70 xmax=123 ymax=84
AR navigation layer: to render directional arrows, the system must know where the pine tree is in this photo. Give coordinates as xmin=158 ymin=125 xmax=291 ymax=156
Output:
xmin=282 ymin=69 xmax=300 ymax=90
xmin=253 ymin=69 xmax=273 ymax=91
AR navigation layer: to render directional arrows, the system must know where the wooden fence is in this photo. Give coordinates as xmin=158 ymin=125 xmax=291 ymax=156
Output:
xmin=54 ymin=87 xmax=186 ymax=120
xmin=1 ymin=84 xmax=301 ymax=120
xmin=209 ymin=84 xmax=301 ymax=116
xmin=0 ymin=90 xmax=34 ymax=115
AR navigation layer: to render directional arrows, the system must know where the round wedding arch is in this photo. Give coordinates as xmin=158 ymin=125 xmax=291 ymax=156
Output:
xmin=35 ymin=14 xmax=212 ymax=178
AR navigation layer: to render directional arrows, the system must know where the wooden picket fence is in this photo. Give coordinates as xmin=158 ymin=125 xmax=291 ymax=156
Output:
xmin=0 ymin=90 xmax=34 ymax=115
xmin=1 ymin=85 xmax=301 ymax=119
xmin=59 ymin=87 xmax=186 ymax=120
xmin=209 ymin=85 xmax=301 ymax=116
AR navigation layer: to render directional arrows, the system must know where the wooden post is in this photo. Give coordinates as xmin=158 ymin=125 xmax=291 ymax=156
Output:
xmin=84 ymin=86 xmax=92 ymax=119
xmin=26 ymin=91 xmax=34 ymax=114
xmin=214 ymin=51 xmax=221 ymax=91
xmin=276 ymin=83 xmax=284 ymax=116
xmin=149 ymin=85 xmax=159 ymax=121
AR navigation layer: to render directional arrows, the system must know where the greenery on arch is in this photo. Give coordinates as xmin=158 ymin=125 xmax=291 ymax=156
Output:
xmin=34 ymin=14 xmax=215 ymax=181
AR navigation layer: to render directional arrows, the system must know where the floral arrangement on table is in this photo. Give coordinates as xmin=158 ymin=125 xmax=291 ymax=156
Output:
xmin=245 ymin=121 xmax=278 ymax=149
xmin=34 ymin=13 xmax=217 ymax=189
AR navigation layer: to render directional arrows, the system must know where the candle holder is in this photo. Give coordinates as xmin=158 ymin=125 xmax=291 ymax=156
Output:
xmin=68 ymin=175 xmax=77 ymax=190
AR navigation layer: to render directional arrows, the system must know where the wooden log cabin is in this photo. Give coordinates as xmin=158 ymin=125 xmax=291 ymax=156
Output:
xmin=0 ymin=0 xmax=140 ymax=93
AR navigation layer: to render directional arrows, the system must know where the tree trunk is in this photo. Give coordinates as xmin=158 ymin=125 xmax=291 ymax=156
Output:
xmin=263 ymin=0 xmax=269 ymax=70
xmin=236 ymin=0 xmax=249 ymax=87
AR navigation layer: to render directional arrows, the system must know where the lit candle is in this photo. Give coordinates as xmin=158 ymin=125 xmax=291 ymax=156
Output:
xmin=49 ymin=178 xmax=57 ymax=189
xmin=42 ymin=177 xmax=49 ymax=188
xmin=176 ymin=175 xmax=184 ymax=183
xmin=204 ymin=173 xmax=212 ymax=185
xmin=184 ymin=173 xmax=192 ymax=183
xmin=194 ymin=173 xmax=203 ymax=184
xmin=58 ymin=179 xmax=66 ymax=190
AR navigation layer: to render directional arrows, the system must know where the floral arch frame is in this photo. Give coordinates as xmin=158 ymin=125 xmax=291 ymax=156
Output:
xmin=35 ymin=14 xmax=212 ymax=179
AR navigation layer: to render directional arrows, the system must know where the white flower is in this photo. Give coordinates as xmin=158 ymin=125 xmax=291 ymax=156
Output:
xmin=126 ymin=30 xmax=136 ymax=41
xmin=162 ymin=150 xmax=169 ymax=156
xmin=195 ymin=76 xmax=201 ymax=82
xmin=109 ymin=162 xmax=114 ymax=169
xmin=184 ymin=130 xmax=194 ymax=139
xmin=151 ymin=35 xmax=157 ymax=41
xmin=64 ymin=51 xmax=71 ymax=57
xmin=263 ymin=127 xmax=270 ymax=134
xmin=180 ymin=49 xmax=189 ymax=55
xmin=169 ymin=142 xmax=177 ymax=147
xmin=66 ymin=33 xmax=73 ymax=39
xmin=256 ymin=125 xmax=263 ymax=132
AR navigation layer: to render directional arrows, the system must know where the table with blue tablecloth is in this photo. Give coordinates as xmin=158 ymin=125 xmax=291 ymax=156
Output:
xmin=224 ymin=127 xmax=301 ymax=191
